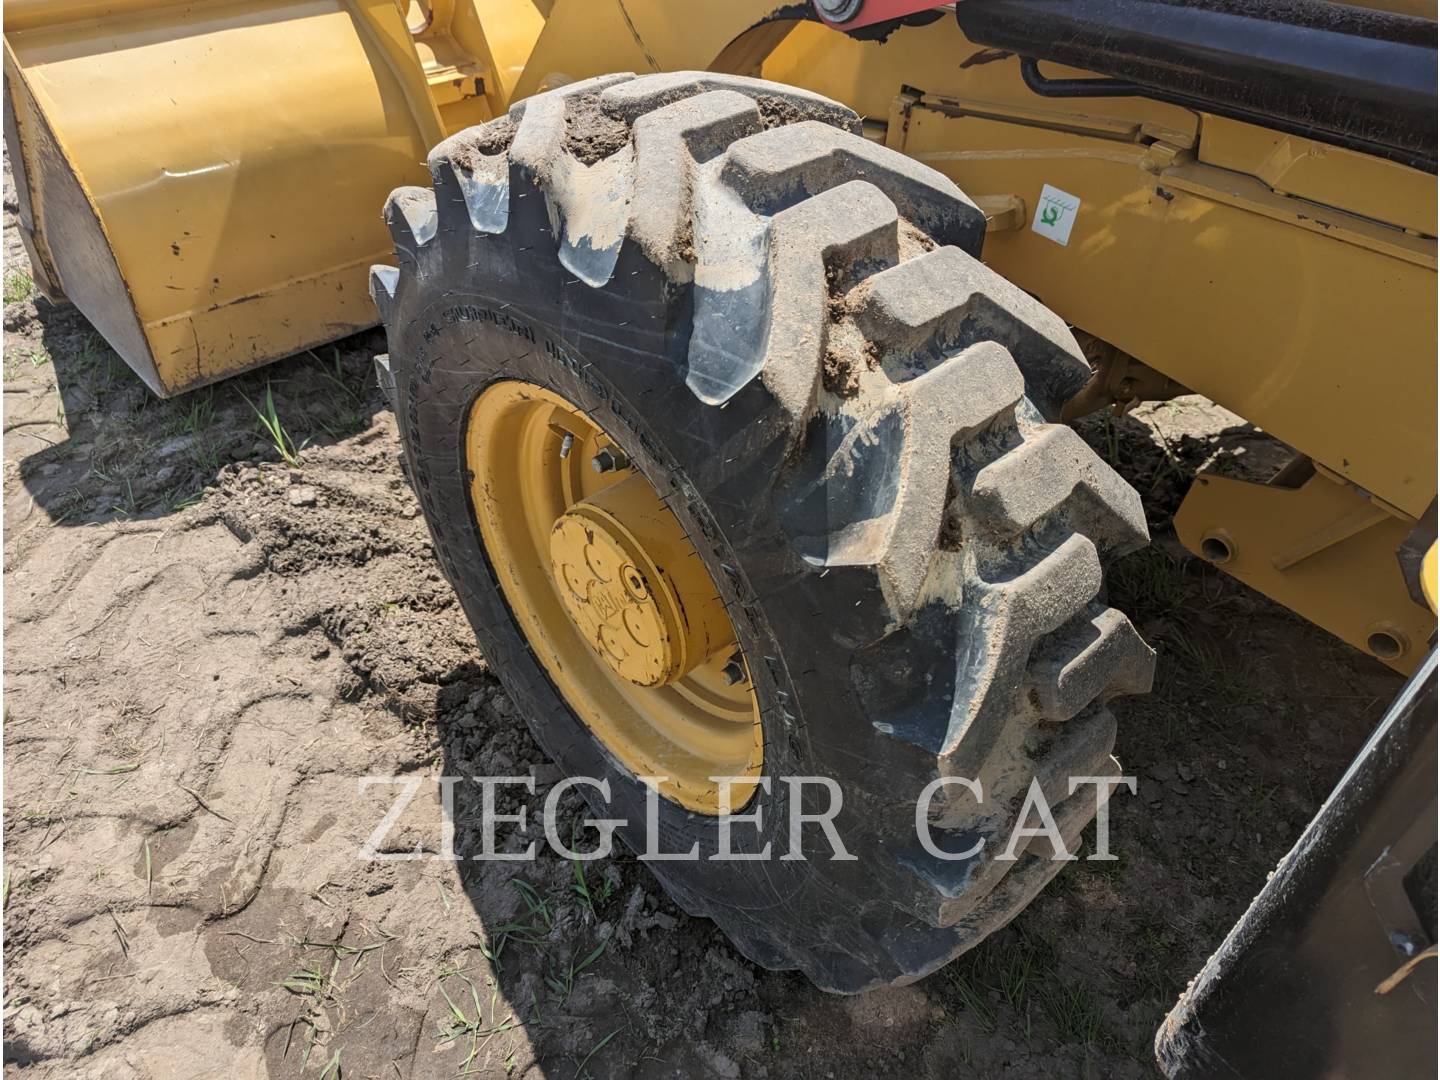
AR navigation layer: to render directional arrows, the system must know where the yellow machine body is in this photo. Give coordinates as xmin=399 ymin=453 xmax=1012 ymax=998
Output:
xmin=4 ymin=0 xmax=1435 ymax=668
xmin=4 ymin=0 xmax=448 ymax=394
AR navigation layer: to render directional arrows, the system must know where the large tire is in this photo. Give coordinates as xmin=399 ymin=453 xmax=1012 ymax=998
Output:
xmin=373 ymin=72 xmax=1155 ymax=993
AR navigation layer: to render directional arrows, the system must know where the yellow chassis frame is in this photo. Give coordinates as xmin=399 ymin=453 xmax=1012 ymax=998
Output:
xmin=4 ymin=0 xmax=1435 ymax=670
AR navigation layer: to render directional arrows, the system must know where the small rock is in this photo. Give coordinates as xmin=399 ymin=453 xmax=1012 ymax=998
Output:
xmin=155 ymin=465 xmax=175 ymax=485
xmin=287 ymin=485 xmax=317 ymax=507
xmin=1178 ymin=763 xmax=1196 ymax=782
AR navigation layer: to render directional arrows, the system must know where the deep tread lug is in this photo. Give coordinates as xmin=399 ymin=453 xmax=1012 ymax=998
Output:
xmin=722 ymin=121 xmax=985 ymax=254
xmin=1028 ymin=608 xmax=1156 ymax=722
xmin=971 ymin=425 xmax=1147 ymax=553
xmin=383 ymin=187 xmax=437 ymax=265
xmin=856 ymin=245 xmax=1091 ymax=420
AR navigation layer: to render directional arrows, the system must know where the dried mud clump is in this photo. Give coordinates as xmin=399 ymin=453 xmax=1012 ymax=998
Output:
xmin=564 ymin=91 xmax=630 ymax=165
xmin=472 ymin=112 xmax=518 ymax=156
xmin=822 ymin=345 xmax=862 ymax=398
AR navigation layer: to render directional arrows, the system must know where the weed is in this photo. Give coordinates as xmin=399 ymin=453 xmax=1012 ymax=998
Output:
xmin=76 ymin=334 xmax=127 ymax=388
xmin=991 ymin=937 xmax=1046 ymax=1012
xmin=280 ymin=958 xmax=340 ymax=1072
xmin=314 ymin=347 xmax=363 ymax=404
xmin=435 ymin=969 xmax=516 ymax=1073
xmin=571 ymin=854 xmax=616 ymax=917
xmin=545 ymin=936 xmax=608 ymax=1004
xmin=245 ymin=382 xmax=308 ymax=467
xmin=944 ymin=966 xmax=996 ymax=1032
xmin=277 ymin=936 xmax=387 ymax=1072
xmin=1040 ymin=981 xmax=1104 ymax=1046
xmin=3 ymin=267 xmax=33 ymax=305
xmin=574 ymin=1028 xmax=620 ymax=1079
xmin=1160 ymin=625 xmax=1263 ymax=717
xmin=167 ymin=391 xmax=216 ymax=440
xmin=164 ymin=488 xmax=204 ymax=513
xmin=1108 ymin=547 xmax=1188 ymax=619
xmin=192 ymin=436 xmax=223 ymax=474
xmin=511 ymin=879 xmax=554 ymax=931
xmin=942 ymin=929 xmax=1059 ymax=1036
xmin=315 ymin=408 xmax=366 ymax=441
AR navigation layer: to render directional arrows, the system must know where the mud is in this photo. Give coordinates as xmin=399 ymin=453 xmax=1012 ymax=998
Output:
xmin=564 ymin=93 xmax=632 ymax=166
xmin=2 ymin=160 xmax=1403 ymax=1078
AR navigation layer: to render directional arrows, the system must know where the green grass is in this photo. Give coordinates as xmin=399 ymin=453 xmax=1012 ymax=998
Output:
xmin=166 ymin=391 xmax=216 ymax=440
xmin=944 ymin=965 xmax=996 ymax=1032
xmin=1159 ymin=624 xmax=1264 ymax=718
xmin=3 ymin=267 xmax=33 ymax=305
xmin=1040 ymin=981 xmax=1104 ymax=1046
xmin=75 ymin=333 xmax=127 ymax=388
xmin=279 ymin=960 xmax=334 ymax=1071
xmin=435 ymin=969 xmax=517 ymax=1073
xmin=277 ymin=936 xmax=389 ymax=1072
xmin=573 ymin=1028 xmax=621 ymax=1079
xmin=571 ymin=854 xmax=616 ymax=917
xmin=544 ymin=936 xmax=608 ymax=1004
xmin=511 ymin=879 xmax=554 ymax=932
xmin=245 ymin=382 xmax=308 ymax=467
xmin=941 ymin=930 xmax=1076 ymax=1041
xmin=4 ymin=344 xmax=47 ymax=379
xmin=1108 ymin=547 xmax=1188 ymax=619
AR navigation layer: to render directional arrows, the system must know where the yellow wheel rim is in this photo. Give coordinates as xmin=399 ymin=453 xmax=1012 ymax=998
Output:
xmin=467 ymin=381 xmax=762 ymax=814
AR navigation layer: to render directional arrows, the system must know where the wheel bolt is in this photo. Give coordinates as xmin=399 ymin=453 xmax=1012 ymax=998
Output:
xmin=591 ymin=447 xmax=630 ymax=473
xmin=558 ymin=432 xmax=574 ymax=459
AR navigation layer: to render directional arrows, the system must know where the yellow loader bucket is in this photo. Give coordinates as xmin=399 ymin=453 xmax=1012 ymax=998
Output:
xmin=3 ymin=0 xmax=445 ymax=396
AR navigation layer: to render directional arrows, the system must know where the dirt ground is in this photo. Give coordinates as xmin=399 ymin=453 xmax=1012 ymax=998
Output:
xmin=1 ymin=165 xmax=1405 ymax=1080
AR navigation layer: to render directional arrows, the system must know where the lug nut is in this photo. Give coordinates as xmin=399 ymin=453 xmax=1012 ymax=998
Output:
xmin=591 ymin=447 xmax=630 ymax=473
xmin=558 ymin=432 xmax=574 ymax=459
xmin=722 ymin=652 xmax=747 ymax=686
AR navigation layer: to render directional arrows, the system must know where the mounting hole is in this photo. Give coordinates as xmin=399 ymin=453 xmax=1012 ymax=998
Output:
xmin=1199 ymin=532 xmax=1235 ymax=564
xmin=1367 ymin=629 xmax=1407 ymax=661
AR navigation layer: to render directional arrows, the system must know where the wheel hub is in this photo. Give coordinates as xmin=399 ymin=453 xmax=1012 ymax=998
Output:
xmin=549 ymin=473 xmax=732 ymax=688
xmin=466 ymin=380 xmax=761 ymax=815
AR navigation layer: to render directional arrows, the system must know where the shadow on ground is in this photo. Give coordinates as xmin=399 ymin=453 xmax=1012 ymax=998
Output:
xmin=4 ymin=284 xmax=388 ymax=530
